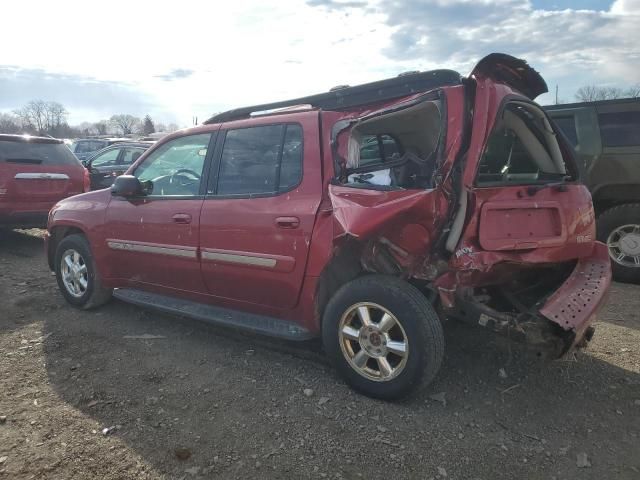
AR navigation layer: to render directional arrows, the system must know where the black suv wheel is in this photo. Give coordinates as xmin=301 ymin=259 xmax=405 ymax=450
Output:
xmin=597 ymin=204 xmax=640 ymax=283
xmin=322 ymin=275 xmax=444 ymax=400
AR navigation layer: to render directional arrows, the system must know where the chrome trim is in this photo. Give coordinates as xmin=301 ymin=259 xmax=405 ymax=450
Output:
xmin=201 ymin=250 xmax=277 ymax=268
xmin=107 ymin=240 xmax=196 ymax=258
xmin=14 ymin=173 xmax=70 ymax=180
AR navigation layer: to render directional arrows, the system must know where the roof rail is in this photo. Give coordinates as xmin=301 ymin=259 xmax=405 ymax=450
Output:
xmin=204 ymin=69 xmax=462 ymax=124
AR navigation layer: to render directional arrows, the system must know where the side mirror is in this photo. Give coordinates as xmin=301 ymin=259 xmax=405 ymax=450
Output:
xmin=111 ymin=175 xmax=145 ymax=197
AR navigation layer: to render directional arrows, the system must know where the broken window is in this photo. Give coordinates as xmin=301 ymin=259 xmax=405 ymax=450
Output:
xmin=477 ymin=102 xmax=570 ymax=186
xmin=339 ymin=99 xmax=442 ymax=189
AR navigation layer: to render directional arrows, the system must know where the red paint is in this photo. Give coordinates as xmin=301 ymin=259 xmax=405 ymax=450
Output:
xmin=47 ymin=54 xmax=611 ymax=352
xmin=0 ymin=139 xmax=85 ymax=227
xmin=539 ymin=242 xmax=610 ymax=337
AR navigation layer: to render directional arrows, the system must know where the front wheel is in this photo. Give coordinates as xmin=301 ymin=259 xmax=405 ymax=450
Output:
xmin=597 ymin=204 xmax=640 ymax=283
xmin=54 ymin=234 xmax=112 ymax=309
xmin=322 ymin=275 xmax=444 ymax=400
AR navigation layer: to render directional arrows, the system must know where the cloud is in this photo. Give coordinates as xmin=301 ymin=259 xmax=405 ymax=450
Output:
xmin=154 ymin=68 xmax=195 ymax=81
xmin=0 ymin=66 xmax=175 ymax=123
xmin=307 ymin=0 xmax=640 ymax=103
xmin=306 ymin=0 xmax=368 ymax=7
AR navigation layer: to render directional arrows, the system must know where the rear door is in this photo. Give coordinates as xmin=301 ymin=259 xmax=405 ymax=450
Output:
xmin=591 ymin=103 xmax=640 ymax=195
xmin=198 ymin=112 xmax=322 ymax=309
xmin=455 ymin=94 xmax=596 ymax=265
xmin=0 ymin=139 xmax=84 ymax=216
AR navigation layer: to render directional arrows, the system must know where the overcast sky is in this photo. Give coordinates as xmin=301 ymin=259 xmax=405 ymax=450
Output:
xmin=1 ymin=0 xmax=638 ymax=126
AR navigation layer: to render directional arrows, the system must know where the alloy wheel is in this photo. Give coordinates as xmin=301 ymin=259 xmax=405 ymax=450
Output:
xmin=338 ymin=302 xmax=409 ymax=382
xmin=607 ymin=224 xmax=640 ymax=268
xmin=60 ymin=249 xmax=88 ymax=298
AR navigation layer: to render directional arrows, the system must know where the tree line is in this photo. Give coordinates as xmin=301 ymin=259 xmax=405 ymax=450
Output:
xmin=0 ymin=100 xmax=180 ymax=138
xmin=574 ymin=84 xmax=640 ymax=102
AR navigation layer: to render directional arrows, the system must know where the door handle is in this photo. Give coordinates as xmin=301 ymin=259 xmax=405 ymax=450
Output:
xmin=172 ymin=213 xmax=192 ymax=224
xmin=275 ymin=216 xmax=300 ymax=228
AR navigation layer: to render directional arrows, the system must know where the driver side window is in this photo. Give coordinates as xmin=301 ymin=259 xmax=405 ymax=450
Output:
xmin=134 ymin=134 xmax=211 ymax=196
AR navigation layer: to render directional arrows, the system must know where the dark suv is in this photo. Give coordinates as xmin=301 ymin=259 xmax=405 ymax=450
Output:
xmin=0 ymin=135 xmax=88 ymax=228
xmin=70 ymin=138 xmax=129 ymax=162
xmin=83 ymin=142 xmax=153 ymax=190
xmin=46 ymin=54 xmax=611 ymax=399
xmin=546 ymin=98 xmax=640 ymax=282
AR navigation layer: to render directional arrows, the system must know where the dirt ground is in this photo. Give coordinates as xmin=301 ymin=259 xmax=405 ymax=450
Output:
xmin=0 ymin=228 xmax=638 ymax=480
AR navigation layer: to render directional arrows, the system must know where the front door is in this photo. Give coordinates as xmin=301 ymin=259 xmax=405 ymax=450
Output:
xmin=88 ymin=147 xmax=123 ymax=189
xmin=104 ymin=133 xmax=215 ymax=294
xmin=199 ymin=115 xmax=322 ymax=309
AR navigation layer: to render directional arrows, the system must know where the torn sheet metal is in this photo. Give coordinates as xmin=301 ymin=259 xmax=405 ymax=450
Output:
xmin=328 ymin=184 xmax=446 ymax=241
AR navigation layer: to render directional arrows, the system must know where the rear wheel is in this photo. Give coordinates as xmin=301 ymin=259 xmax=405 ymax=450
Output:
xmin=55 ymin=234 xmax=112 ymax=309
xmin=597 ymin=204 xmax=640 ymax=283
xmin=322 ymin=275 xmax=444 ymax=400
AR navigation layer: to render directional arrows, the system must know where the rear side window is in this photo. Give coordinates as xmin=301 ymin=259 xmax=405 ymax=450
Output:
xmin=215 ymin=124 xmax=303 ymax=196
xmin=598 ymin=111 xmax=640 ymax=147
xmin=91 ymin=148 xmax=120 ymax=168
xmin=0 ymin=140 xmax=81 ymax=166
xmin=552 ymin=116 xmax=578 ymax=147
xmin=122 ymin=147 xmax=145 ymax=165
xmin=359 ymin=134 xmax=402 ymax=166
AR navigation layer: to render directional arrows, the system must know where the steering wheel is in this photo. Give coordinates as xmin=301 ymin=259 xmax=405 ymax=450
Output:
xmin=169 ymin=168 xmax=201 ymax=187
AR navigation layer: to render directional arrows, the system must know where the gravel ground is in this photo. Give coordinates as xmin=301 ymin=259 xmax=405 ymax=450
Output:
xmin=1 ymin=228 xmax=639 ymax=479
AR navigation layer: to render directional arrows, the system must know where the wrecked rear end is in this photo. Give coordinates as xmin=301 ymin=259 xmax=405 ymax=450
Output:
xmin=327 ymin=54 xmax=611 ymax=358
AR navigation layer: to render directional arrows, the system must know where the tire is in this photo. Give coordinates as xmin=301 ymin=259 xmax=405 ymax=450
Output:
xmin=322 ymin=274 xmax=444 ymax=400
xmin=596 ymin=204 xmax=640 ymax=284
xmin=54 ymin=233 xmax=112 ymax=309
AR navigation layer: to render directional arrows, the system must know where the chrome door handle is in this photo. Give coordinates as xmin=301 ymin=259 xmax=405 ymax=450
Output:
xmin=275 ymin=216 xmax=300 ymax=228
xmin=172 ymin=213 xmax=192 ymax=224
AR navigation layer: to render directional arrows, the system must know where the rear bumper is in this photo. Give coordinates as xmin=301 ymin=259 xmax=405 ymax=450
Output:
xmin=0 ymin=210 xmax=49 ymax=228
xmin=445 ymin=242 xmax=611 ymax=357
xmin=539 ymin=241 xmax=611 ymax=351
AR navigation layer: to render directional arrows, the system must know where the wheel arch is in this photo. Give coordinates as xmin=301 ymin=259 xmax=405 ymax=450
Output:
xmin=47 ymin=224 xmax=88 ymax=271
xmin=591 ymin=184 xmax=640 ymax=213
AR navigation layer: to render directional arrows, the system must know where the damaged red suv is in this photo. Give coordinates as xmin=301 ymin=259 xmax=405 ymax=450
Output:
xmin=46 ymin=54 xmax=611 ymax=399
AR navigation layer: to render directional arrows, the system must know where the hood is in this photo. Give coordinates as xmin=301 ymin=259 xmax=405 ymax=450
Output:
xmin=470 ymin=53 xmax=548 ymax=99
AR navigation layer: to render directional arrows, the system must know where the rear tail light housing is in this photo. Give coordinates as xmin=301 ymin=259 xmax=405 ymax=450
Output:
xmin=83 ymin=168 xmax=90 ymax=192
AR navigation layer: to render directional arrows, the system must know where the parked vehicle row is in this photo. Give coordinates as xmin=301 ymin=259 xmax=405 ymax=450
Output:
xmin=82 ymin=142 xmax=153 ymax=190
xmin=44 ymin=53 xmax=612 ymax=399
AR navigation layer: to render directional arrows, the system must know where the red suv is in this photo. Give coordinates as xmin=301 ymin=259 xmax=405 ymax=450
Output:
xmin=1 ymin=135 xmax=88 ymax=228
xmin=46 ymin=54 xmax=611 ymax=399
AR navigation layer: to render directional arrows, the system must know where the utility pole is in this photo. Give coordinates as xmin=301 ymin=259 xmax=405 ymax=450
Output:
xmin=555 ymin=84 xmax=559 ymax=105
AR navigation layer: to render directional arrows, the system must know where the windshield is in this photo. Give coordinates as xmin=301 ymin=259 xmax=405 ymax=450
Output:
xmin=0 ymin=140 xmax=82 ymax=166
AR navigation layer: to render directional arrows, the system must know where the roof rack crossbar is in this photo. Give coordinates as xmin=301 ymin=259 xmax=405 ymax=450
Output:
xmin=204 ymin=69 xmax=462 ymax=124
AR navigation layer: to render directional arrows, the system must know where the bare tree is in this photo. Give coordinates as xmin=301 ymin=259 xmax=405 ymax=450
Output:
xmin=166 ymin=123 xmax=180 ymax=133
xmin=45 ymin=102 xmax=68 ymax=131
xmin=94 ymin=120 xmax=108 ymax=135
xmin=14 ymin=100 xmax=47 ymax=133
xmin=109 ymin=114 xmax=140 ymax=135
xmin=625 ymin=84 xmax=640 ymax=98
xmin=0 ymin=112 xmax=22 ymax=134
xmin=575 ymin=85 xmax=640 ymax=102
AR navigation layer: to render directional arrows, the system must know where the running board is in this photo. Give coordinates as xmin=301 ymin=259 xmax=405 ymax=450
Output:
xmin=113 ymin=288 xmax=315 ymax=341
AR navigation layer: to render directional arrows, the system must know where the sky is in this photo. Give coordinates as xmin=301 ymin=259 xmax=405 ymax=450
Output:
xmin=1 ymin=0 xmax=638 ymax=126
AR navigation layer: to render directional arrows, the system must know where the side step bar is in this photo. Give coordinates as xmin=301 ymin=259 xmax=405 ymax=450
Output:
xmin=113 ymin=288 xmax=315 ymax=341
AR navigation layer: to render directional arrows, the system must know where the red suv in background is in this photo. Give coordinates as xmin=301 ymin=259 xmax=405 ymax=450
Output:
xmin=46 ymin=54 xmax=611 ymax=399
xmin=1 ymin=135 xmax=88 ymax=228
